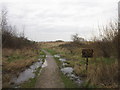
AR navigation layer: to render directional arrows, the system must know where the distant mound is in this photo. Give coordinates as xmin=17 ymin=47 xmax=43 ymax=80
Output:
xmin=55 ymin=40 xmax=64 ymax=42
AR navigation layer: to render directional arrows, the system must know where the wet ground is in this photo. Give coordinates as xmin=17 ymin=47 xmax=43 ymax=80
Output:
xmin=35 ymin=50 xmax=64 ymax=88
xmin=11 ymin=56 xmax=45 ymax=87
xmin=54 ymin=54 xmax=83 ymax=86
xmin=10 ymin=51 xmax=82 ymax=88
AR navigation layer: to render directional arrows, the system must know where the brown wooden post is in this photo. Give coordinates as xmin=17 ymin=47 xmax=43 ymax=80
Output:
xmin=82 ymin=48 xmax=93 ymax=77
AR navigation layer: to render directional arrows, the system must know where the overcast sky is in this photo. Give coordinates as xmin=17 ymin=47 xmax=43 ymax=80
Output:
xmin=0 ymin=0 xmax=119 ymax=41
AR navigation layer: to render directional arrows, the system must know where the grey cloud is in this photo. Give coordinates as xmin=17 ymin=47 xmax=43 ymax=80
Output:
xmin=0 ymin=0 xmax=118 ymax=41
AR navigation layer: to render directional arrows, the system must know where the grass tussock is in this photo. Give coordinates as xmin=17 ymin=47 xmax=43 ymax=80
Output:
xmin=41 ymin=41 xmax=118 ymax=88
xmin=2 ymin=48 xmax=40 ymax=88
xmin=87 ymin=60 xmax=118 ymax=88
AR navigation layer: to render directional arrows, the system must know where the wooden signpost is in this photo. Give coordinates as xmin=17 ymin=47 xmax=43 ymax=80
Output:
xmin=82 ymin=48 xmax=93 ymax=71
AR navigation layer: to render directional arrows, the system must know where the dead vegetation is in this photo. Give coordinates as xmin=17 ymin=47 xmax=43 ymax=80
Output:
xmin=87 ymin=60 xmax=118 ymax=88
xmin=41 ymin=21 xmax=118 ymax=88
xmin=1 ymin=8 xmax=36 ymax=49
xmin=1 ymin=8 xmax=40 ymax=88
xmin=2 ymin=48 xmax=39 ymax=88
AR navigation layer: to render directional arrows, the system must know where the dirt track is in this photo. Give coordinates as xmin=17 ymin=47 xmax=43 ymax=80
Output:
xmin=35 ymin=50 xmax=64 ymax=88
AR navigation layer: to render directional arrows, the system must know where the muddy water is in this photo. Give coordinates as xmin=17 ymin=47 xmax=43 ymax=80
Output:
xmin=12 ymin=61 xmax=43 ymax=85
xmin=61 ymin=67 xmax=73 ymax=74
xmin=61 ymin=67 xmax=82 ymax=85
xmin=11 ymin=56 xmax=45 ymax=87
xmin=54 ymin=55 xmax=60 ymax=58
xmin=54 ymin=54 xmax=83 ymax=86
xmin=42 ymin=59 xmax=47 ymax=68
xmin=59 ymin=58 xmax=66 ymax=62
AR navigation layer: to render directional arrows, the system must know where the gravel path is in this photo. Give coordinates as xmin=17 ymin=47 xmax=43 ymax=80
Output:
xmin=35 ymin=50 xmax=64 ymax=88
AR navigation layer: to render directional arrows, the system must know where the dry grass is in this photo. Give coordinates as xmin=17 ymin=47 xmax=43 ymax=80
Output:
xmin=73 ymin=64 xmax=86 ymax=77
xmin=40 ymin=42 xmax=69 ymax=49
xmin=3 ymin=58 xmax=37 ymax=73
xmin=40 ymin=42 xmax=118 ymax=88
xmin=2 ymin=48 xmax=39 ymax=88
xmin=87 ymin=60 xmax=118 ymax=88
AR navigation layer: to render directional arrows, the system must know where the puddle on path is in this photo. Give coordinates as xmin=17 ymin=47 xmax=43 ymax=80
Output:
xmin=59 ymin=58 xmax=66 ymax=62
xmin=12 ymin=61 xmax=43 ymax=85
xmin=42 ymin=59 xmax=47 ymax=68
xmin=54 ymin=55 xmax=60 ymax=58
xmin=61 ymin=67 xmax=82 ymax=86
xmin=46 ymin=55 xmax=53 ymax=57
xmin=39 ymin=55 xmax=45 ymax=58
xmin=54 ymin=54 xmax=83 ymax=86
xmin=62 ymin=62 xmax=68 ymax=67
xmin=11 ymin=56 xmax=45 ymax=86
xmin=61 ymin=67 xmax=73 ymax=74
xmin=54 ymin=54 xmax=66 ymax=62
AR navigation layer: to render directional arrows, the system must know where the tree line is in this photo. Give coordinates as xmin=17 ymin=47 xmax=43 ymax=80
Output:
xmin=0 ymin=8 xmax=36 ymax=49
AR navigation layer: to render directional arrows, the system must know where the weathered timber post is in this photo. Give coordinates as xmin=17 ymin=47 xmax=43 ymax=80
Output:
xmin=82 ymin=48 xmax=93 ymax=73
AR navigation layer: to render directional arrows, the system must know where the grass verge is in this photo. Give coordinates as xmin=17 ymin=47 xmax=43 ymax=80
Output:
xmin=2 ymin=48 xmax=46 ymax=88
xmin=20 ymin=51 xmax=46 ymax=88
xmin=40 ymin=42 xmax=118 ymax=88
xmin=20 ymin=67 xmax=41 ymax=88
xmin=46 ymin=48 xmax=79 ymax=88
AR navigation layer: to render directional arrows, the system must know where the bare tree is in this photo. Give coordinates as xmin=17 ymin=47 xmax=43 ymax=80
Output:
xmin=72 ymin=33 xmax=85 ymax=44
xmin=1 ymin=8 xmax=8 ymax=31
xmin=0 ymin=8 xmax=8 ymax=46
xmin=94 ymin=21 xmax=118 ymax=58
